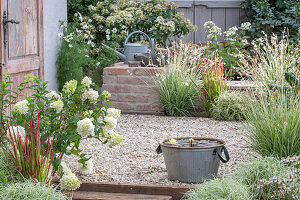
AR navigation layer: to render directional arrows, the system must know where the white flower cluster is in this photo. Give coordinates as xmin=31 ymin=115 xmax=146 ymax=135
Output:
xmin=81 ymin=88 xmax=99 ymax=103
xmin=45 ymin=90 xmax=60 ymax=100
xmin=62 ymin=80 xmax=77 ymax=95
xmin=101 ymin=90 xmax=111 ymax=98
xmin=81 ymin=76 xmax=92 ymax=88
xmin=153 ymin=16 xmax=175 ymax=33
xmin=60 ymin=162 xmax=81 ymax=191
xmin=224 ymin=26 xmax=238 ymax=40
xmin=60 ymin=12 xmax=95 ymax=49
xmin=77 ymin=158 xmax=94 ymax=175
xmin=240 ymin=22 xmax=251 ymax=30
xmin=50 ymin=100 xmax=64 ymax=113
xmin=106 ymin=11 xmax=134 ymax=27
xmin=7 ymin=126 xmax=26 ymax=141
xmin=77 ymin=118 xmax=95 ymax=137
xmin=14 ymin=100 xmax=29 ymax=115
xmin=101 ymin=108 xmax=123 ymax=146
xmin=204 ymin=21 xmax=222 ymax=40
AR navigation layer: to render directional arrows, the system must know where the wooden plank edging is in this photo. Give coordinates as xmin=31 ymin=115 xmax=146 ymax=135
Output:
xmin=77 ymin=182 xmax=194 ymax=200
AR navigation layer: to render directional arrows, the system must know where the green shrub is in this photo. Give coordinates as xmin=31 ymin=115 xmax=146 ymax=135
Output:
xmin=245 ymin=92 xmax=300 ymax=158
xmin=184 ymin=178 xmax=251 ymax=200
xmin=67 ymin=0 xmax=98 ymax=22
xmin=241 ymin=0 xmax=300 ymax=41
xmin=211 ymin=91 xmax=246 ymax=121
xmin=203 ymin=21 xmax=251 ymax=77
xmin=0 ymin=180 xmax=70 ymax=200
xmin=157 ymin=67 xmax=198 ymax=116
xmin=235 ymin=157 xmax=289 ymax=199
xmin=0 ymin=148 xmax=19 ymax=183
xmin=240 ymin=33 xmax=300 ymax=158
xmin=157 ymin=42 xmax=201 ymax=116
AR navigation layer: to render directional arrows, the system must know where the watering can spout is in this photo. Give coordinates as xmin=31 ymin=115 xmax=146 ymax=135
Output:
xmin=101 ymin=43 xmax=126 ymax=60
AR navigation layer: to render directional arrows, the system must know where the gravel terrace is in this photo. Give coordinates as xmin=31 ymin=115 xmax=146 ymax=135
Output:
xmin=63 ymin=114 xmax=258 ymax=186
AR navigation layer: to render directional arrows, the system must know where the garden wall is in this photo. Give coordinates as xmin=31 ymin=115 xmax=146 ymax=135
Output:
xmin=173 ymin=0 xmax=244 ymax=43
xmin=101 ymin=63 xmax=255 ymax=115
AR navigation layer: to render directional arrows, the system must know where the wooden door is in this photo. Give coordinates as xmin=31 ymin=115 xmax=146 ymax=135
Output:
xmin=0 ymin=0 xmax=44 ymax=95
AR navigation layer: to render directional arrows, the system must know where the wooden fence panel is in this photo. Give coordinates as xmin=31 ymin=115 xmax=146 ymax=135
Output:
xmin=173 ymin=0 xmax=243 ymax=44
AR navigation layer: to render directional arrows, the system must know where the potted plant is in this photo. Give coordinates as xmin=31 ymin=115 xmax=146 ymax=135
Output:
xmin=156 ymin=137 xmax=229 ymax=183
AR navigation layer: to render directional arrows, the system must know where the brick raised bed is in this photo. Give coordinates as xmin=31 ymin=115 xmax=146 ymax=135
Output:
xmin=102 ymin=62 xmax=164 ymax=115
xmin=102 ymin=62 xmax=255 ymax=115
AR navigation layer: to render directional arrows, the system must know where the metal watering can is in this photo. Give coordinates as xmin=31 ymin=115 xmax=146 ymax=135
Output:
xmin=101 ymin=31 xmax=155 ymax=64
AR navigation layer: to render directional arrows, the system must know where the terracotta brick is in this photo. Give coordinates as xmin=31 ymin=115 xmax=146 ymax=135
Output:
xmin=132 ymin=67 xmax=162 ymax=76
xmin=117 ymin=76 xmax=150 ymax=85
xmin=118 ymin=94 xmax=149 ymax=103
xmin=103 ymin=75 xmax=117 ymax=84
xmin=135 ymin=104 xmax=164 ymax=111
xmin=109 ymin=93 xmax=118 ymax=101
xmin=103 ymin=67 xmax=131 ymax=75
xmin=132 ymin=86 xmax=158 ymax=94
xmin=101 ymin=84 xmax=131 ymax=93
xmin=111 ymin=102 xmax=133 ymax=110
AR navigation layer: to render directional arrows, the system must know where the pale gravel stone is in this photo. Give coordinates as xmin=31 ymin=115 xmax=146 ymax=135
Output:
xmin=63 ymin=114 xmax=257 ymax=186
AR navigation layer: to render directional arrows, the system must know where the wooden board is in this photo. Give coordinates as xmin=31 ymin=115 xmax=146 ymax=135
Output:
xmin=67 ymin=191 xmax=172 ymax=200
xmin=76 ymin=182 xmax=193 ymax=200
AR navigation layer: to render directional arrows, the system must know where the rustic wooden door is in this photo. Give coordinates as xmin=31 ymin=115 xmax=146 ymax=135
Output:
xmin=0 ymin=0 xmax=44 ymax=95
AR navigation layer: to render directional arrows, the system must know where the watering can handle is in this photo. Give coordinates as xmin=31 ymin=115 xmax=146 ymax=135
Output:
xmin=124 ymin=31 xmax=154 ymax=54
xmin=214 ymin=146 xmax=230 ymax=163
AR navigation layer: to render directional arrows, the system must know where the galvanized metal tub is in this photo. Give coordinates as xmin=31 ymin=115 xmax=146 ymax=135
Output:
xmin=157 ymin=137 xmax=229 ymax=183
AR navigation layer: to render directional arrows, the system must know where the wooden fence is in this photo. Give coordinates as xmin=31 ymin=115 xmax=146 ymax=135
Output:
xmin=173 ymin=0 xmax=244 ymax=44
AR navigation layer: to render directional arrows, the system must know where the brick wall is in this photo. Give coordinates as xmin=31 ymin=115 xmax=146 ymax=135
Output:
xmin=102 ymin=63 xmax=164 ymax=115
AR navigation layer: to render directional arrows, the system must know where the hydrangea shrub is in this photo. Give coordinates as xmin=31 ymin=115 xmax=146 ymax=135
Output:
xmin=87 ymin=0 xmax=197 ymax=47
xmin=0 ymin=73 xmax=123 ymax=175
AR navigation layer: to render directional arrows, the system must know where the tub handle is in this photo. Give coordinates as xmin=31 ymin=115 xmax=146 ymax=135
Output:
xmin=214 ymin=146 xmax=230 ymax=163
xmin=156 ymin=145 xmax=162 ymax=154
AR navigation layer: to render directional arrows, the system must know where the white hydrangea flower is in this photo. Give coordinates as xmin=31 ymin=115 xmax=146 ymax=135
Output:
xmin=77 ymin=118 xmax=95 ymax=137
xmin=50 ymin=100 xmax=64 ymax=113
xmin=81 ymin=88 xmax=99 ymax=103
xmin=45 ymin=90 xmax=60 ymax=100
xmin=62 ymin=80 xmax=77 ymax=95
xmin=105 ymin=29 xmax=110 ymax=34
xmin=103 ymin=116 xmax=117 ymax=132
xmin=101 ymin=90 xmax=111 ymax=98
xmin=81 ymin=77 xmax=92 ymax=88
xmin=77 ymin=159 xmax=94 ymax=175
xmin=106 ymin=35 xmax=110 ymax=40
xmin=107 ymin=108 xmax=121 ymax=119
xmin=60 ymin=172 xmax=81 ymax=190
xmin=7 ymin=126 xmax=26 ymax=141
xmin=241 ymin=22 xmax=251 ymax=30
xmin=14 ymin=100 xmax=29 ymax=115
xmin=61 ymin=162 xmax=72 ymax=175
xmin=109 ymin=132 xmax=124 ymax=147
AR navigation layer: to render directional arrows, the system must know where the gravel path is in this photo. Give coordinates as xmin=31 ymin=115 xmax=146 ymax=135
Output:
xmin=63 ymin=114 xmax=257 ymax=186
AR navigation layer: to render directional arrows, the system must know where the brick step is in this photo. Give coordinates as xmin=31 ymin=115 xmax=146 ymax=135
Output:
xmin=68 ymin=191 xmax=172 ymax=200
